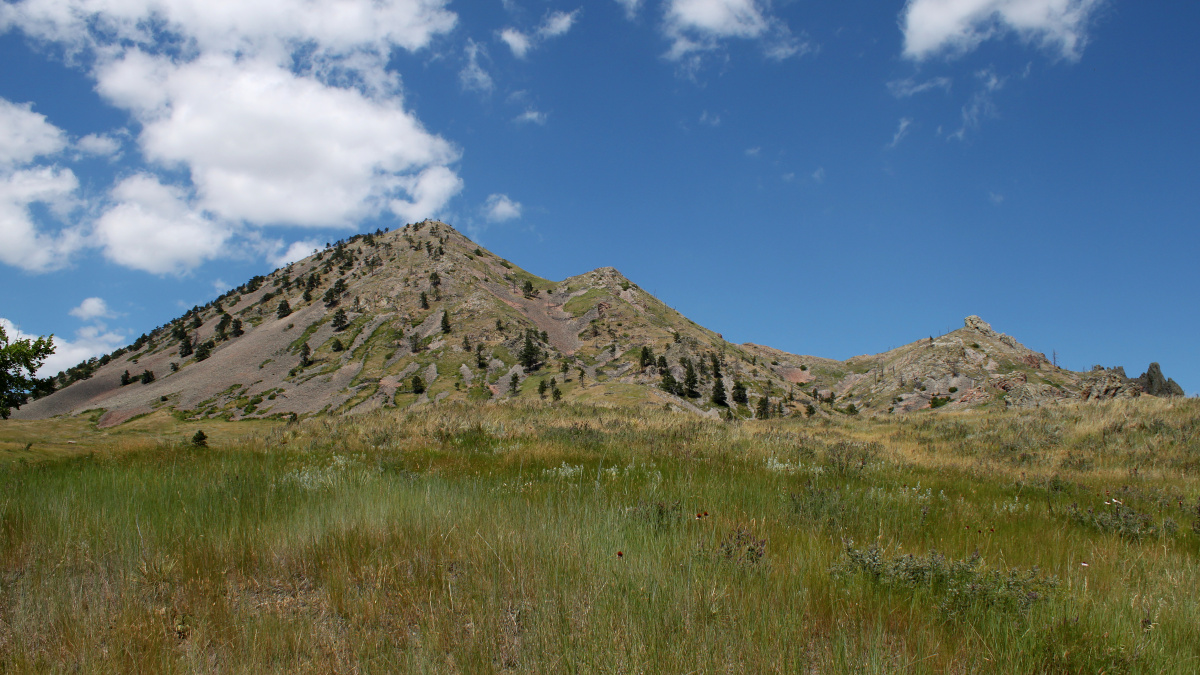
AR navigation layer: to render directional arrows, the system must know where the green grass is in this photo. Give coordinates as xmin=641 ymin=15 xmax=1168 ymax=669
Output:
xmin=1 ymin=399 xmax=1198 ymax=672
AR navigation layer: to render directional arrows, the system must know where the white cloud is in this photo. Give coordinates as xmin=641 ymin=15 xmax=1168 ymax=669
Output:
xmin=75 ymin=133 xmax=122 ymax=157
xmin=460 ymin=39 xmax=494 ymax=93
xmin=744 ymin=146 xmax=761 ymax=157
xmin=699 ymin=110 xmax=721 ymax=126
xmin=989 ymin=191 xmax=1005 ymax=204
xmin=514 ymin=109 xmax=548 ymax=125
xmin=69 ymin=297 xmax=116 ymax=321
xmin=0 ymin=317 xmax=125 ymax=378
xmin=888 ymin=76 xmax=953 ymax=98
xmin=901 ymin=0 xmax=1105 ymax=61
xmin=811 ymin=166 xmax=825 ymax=183
xmin=0 ymin=99 xmax=67 ymax=166
xmin=663 ymin=0 xmax=807 ymax=63
xmin=887 ymin=118 xmax=913 ymax=149
xmin=615 ymin=0 xmax=642 ymax=19
xmin=269 ymin=239 xmax=321 ymax=267
xmin=499 ymin=9 xmax=580 ymax=58
xmin=0 ymin=167 xmax=84 ymax=272
xmin=538 ymin=10 xmax=580 ymax=38
xmin=483 ymin=193 xmax=522 ymax=222
xmin=96 ymin=52 xmax=461 ymax=228
xmin=94 ymin=173 xmax=232 ymax=275
xmin=390 ymin=165 xmax=464 ymax=223
xmin=499 ymin=28 xmax=534 ymax=58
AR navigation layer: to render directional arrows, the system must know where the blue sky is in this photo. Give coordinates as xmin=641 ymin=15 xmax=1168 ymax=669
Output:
xmin=1 ymin=0 xmax=1197 ymax=393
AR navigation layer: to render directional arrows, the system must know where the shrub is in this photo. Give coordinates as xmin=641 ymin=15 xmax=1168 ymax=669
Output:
xmin=191 ymin=430 xmax=208 ymax=447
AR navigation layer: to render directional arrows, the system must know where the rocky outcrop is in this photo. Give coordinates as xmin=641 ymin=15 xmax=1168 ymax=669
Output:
xmin=1138 ymin=363 xmax=1185 ymax=398
xmin=1080 ymin=368 xmax=1142 ymax=401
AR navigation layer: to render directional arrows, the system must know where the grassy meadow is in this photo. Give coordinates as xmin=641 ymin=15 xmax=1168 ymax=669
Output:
xmin=2 ymin=399 xmax=1199 ymax=672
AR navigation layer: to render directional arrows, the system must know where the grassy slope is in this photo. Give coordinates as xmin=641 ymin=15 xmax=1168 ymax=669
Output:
xmin=2 ymin=400 xmax=1198 ymax=672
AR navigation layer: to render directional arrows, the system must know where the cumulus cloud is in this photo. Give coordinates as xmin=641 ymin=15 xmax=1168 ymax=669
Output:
xmin=499 ymin=9 xmax=580 ymax=58
xmin=95 ymin=52 xmax=461 ymax=228
xmin=269 ymin=239 xmax=322 ymax=267
xmin=94 ymin=174 xmax=232 ymax=275
xmin=0 ymin=99 xmax=67 ymax=166
xmin=0 ymin=0 xmax=465 ymax=275
xmin=0 ymin=167 xmax=84 ymax=272
xmin=69 ymin=297 xmax=116 ymax=321
xmin=901 ymin=0 xmax=1105 ymax=61
xmin=663 ymin=0 xmax=808 ymax=64
xmin=483 ymin=194 xmax=522 ymax=222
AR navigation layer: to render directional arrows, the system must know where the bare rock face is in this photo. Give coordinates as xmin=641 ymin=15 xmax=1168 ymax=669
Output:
xmin=1138 ymin=363 xmax=1185 ymax=397
xmin=1081 ymin=368 xmax=1142 ymax=401
xmin=964 ymin=315 xmax=997 ymax=337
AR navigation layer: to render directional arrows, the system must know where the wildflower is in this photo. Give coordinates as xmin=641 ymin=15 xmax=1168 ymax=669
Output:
xmin=617 ymin=551 xmax=623 ymax=558
xmin=1080 ymin=562 xmax=1089 ymax=567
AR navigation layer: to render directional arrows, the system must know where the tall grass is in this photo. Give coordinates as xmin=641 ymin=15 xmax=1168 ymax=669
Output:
xmin=1 ymin=399 xmax=1199 ymax=672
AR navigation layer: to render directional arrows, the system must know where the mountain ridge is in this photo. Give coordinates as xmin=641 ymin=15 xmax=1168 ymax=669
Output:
xmin=13 ymin=220 xmax=1183 ymax=425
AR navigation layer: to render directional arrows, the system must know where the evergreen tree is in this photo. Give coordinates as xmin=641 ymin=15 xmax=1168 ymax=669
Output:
xmin=331 ymin=338 xmax=344 ymax=352
xmin=230 ymin=318 xmax=243 ymax=337
xmin=561 ymin=360 xmax=570 ymax=378
xmin=732 ymin=380 xmax=748 ymax=405
xmin=756 ymin=396 xmax=771 ymax=419
xmin=552 ymin=384 xmax=562 ymax=402
xmin=331 ymin=308 xmax=348 ymax=331
xmin=195 ymin=341 xmax=213 ymax=361
xmin=711 ymin=376 xmax=728 ymax=407
xmin=519 ymin=332 xmax=541 ymax=371
xmin=120 ymin=370 xmax=132 ymax=386
xmin=411 ymin=375 xmax=425 ymax=394
xmin=191 ymin=430 xmax=207 ymax=447
xmin=441 ymin=310 xmax=451 ymax=334
xmin=419 ymin=292 xmax=429 ymax=309
xmin=299 ymin=342 xmax=311 ymax=367
xmin=660 ymin=370 xmax=680 ymax=396
xmin=522 ymin=280 xmax=535 ymax=298
xmin=140 ymin=370 xmax=155 ymax=384
xmin=462 ymin=335 xmax=471 ymax=351
xmin=683 ymin=359 xmax=699 ymax=398
xmin=639 ymin=346 xmax=655 ymax=370
xmin=710 ymin=353 xmax=722 ymax=379
xmin=476 ymin=345 xmax=487 ymax=369
xmin=276 ymin=299 xmax=291 ymax=319
xmin=656 ymin=355 xmax=668 ymax=370
xmin=509 ymin=372 xmax=520 ymax=395
xmin=578 ymin=367 xmax=586 ymax=384
xmin=409 ymin=335 xmax=421 ymax=354
xmin=179 ymin=337 xmax=194 ymax=358
xmin=429 ymin=271 xmax=440 ymax=288
xmin=537 ymin=378 xmax=548 ymax=398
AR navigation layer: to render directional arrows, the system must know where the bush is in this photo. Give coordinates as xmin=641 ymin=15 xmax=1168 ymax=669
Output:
xmin=191 ymin=430 xmax=208 ymax=447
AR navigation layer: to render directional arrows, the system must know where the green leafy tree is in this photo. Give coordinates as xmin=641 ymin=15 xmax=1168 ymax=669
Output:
xmin=276 ymin=299 xmax=291 ymax=319
xmin=711 ymin=376 xmax=728 ymax=407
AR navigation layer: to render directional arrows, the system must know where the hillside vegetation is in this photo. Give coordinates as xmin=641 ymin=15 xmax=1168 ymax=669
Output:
xmin=2 ymin=398 xmax=1199 ymax=672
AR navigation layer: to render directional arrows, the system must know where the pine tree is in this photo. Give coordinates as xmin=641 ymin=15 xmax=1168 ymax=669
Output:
xmin=120 ymin=370 xmax=132 ymax=386
xmin=710 ymin=353 xmax=722 ymax=379
xmin=639 ymin=346 xmax=655 ymax=370
xmin=411 ymin=375 xmax=425 ymax=394
xmin=191 ymin=430 xmax=207 ymax=447
xmin=711 ymin=376 xmax=728 ymax=407
xmin=429 ymin=271 xmax=441 ymax=288
xmin=179 ymin=337 xmax=193 ymax=358
xmin=756 ymin=396 xmax=770 ymax=419
xmin=331 ymin=308 xmax=348 ymax=331
xmin=441 ymin=311 xmax=451 ymax=334
xmin=419 ymin=292 xmax=429 ymax=309
xmin=195 ymin=341 xmax=213 ymax=361
xmin=552 ymin=384 xmax=562 ymax=401
xmin=660 ymin=370 xmax=680 ymax=396
xmin=522 ymin=280 xmax=535 ymax=298
xmin=476 ymin=345 xmax=487 ymax=369
xmin=519 ymin=333 xmax=541 ymax=371
xmin=732 ymin=380 xmax=748 ymax=405
xmin=276 ymin=299 xmax=291 ymax=319
xmin=509 ymin=372 xmax=520 ymax=395
xmin=331 ymin=338 xmax=344 ymax=352
xmin=299 ymin=342 xmax=311 ymax=367
xmin=140 ymin=370 xmax=155 ymax=384
xmin=537 ymin=378 xmax=548 ymax=398
xmin=683 ymin=359 xmax=699 ymax=398
xmin=657 ymin=355 xmax=668 ymax=370
xmin=462 ymin=334 xmax=471 ymax=351
xmin=230 ymin=318 xmax=243 ymax=337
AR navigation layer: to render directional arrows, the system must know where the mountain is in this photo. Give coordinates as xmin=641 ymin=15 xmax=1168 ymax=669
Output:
xmin=13 ymin=221 xmax=1182 ymax=426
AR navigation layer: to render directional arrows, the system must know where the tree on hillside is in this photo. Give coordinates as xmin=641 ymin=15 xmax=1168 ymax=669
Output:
xmin=682 ymin=358 xmax=699 ymax=398
xmin=429 ymin=271 xmax=441 ymax=289
xmin=331 ymin=309 xmax=349 ymax=331
xmin=230 ymin=318 xmax=243 ymax=337
xmin=299 ymin=342 xmax=312 ymax=367
xmin=441 ymin=311 xmax=451 ymax=334
xmin=120 ymin=370 xmax=132 ymax=386
xmin=756 ymin=396 xmax=771 ymax=419
xmin=710 ymin=353 xmax=722 ymax=379
xmin=519 ymin=332 xmax=541 ymax=371
xmin=522 ymin=280 xmax=535 ymax=298
xmin=639 ymin=346 xmax=655 ymax=370
xmin=731 ymin=380 xmax=748 ymax=406
xmin=140 ymin=370 xmax=155 ymax=385
xmin=276 ymin=299 xmax=291 ymax=319
xmin=537 ymin=378 xmax=548 ymax=399
xmin=509 ymin=372 xmax=520 ymax=395
xmin=419 ymin=292 xmax=429 ymax=310
xmin=195 ymin=341 xmax=214 ymax=361
xmin=711 ymin=376 xmax=728 ymax=407
xmin=660 ymin=370 xmax=680 ymax=396
xmin=179 ymin=336 xmax=194 ymax=358
xmin=411 ymin=375 xmax=425 ymax=395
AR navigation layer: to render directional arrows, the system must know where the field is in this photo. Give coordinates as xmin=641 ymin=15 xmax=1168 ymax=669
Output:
xmin=2 ymin=399 xmax=1199 ymax=672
